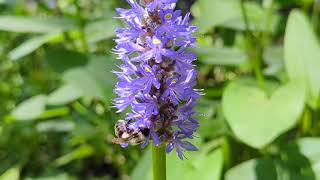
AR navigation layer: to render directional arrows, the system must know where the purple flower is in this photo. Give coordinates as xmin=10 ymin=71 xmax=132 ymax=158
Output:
xmin=132 ymin=93 xmax=159 ymax=117
xmin=131 ymin=36 xmax=175 ymax=63
xmin=146 ymin=0 xmax=177 ymax=11
xmin=161 ymin=70 xmax=198 ymax=104
xmin=166 ymin=132 xmax=198 ymax=159
xmin=132 ymin=64 xmax=160 ymax=94
xmin=112 ymin=0 xmax=202 ymax=159
xmin=159 ymin=9 xmax=181 ymax=23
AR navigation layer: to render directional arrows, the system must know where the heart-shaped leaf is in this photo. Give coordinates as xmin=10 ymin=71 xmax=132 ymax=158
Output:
xmin=284 ymin=10 xmax=320 ymax=109
xmin=222 ymin=80 xmax=305 ymax=148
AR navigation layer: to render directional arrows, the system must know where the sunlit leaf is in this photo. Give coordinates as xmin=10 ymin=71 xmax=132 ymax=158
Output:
xmin=131 ymin=148 xmax=152 ymax=180
xmin=225 ymin=158 xmax=277 ymax=180
xmin=284 ymin=10 xmax=320 ymax=109
xmin=54 ymin=145 xmax=94 ymax=166
xmin=297 ymin=138 xmax=320 ymax=179
xmin=62 ymin=55 xmax=117 ymax=102
xmin=222 ymin=79 xmax=305 ymax=148
xmin=0 ymin=166 xmax=20 ymax=180
xmin=167 ymin=148 xmax=223 ymax=180
xmin=226 ymin=144 xmax=316 ymax=180
xmin=11 ymin=95 xmax=47 ymax=121
xmin=9 ymin=33 xmax=60 ymax=61
xmin=36 ymin=120 xmax=75 ymax=132
xmin=0 ymin=16 xmax=76 ymax=33
xmin=47 ymin=84 xmax=83 ymax=105
xmin=195 ymin=46 xmax=247 ymax=66
xmin=191 ymin=0 xmax=278 ymax=33
xmin=85 ymin=19 xmax=120 ymax=44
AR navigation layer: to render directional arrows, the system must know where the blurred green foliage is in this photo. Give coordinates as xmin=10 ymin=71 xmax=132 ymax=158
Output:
xmin=1 ymin=0 xmax=320 ymax=179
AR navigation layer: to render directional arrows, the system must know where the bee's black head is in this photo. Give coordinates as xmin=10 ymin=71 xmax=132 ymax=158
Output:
xmin=140 ymin=127 xmax=150 ymax=136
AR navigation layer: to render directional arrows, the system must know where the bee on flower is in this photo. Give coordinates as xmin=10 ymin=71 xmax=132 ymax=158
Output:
xmin=112 ymin=0 xmax=202 ymax=159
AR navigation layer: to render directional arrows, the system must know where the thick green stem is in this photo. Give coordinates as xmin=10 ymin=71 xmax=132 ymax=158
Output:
xmin=222 ymin=137 xmax=232 ymax=169
xmin=301 ymin=107 xmax=312 ymax=136
xmin=251 ymin=48 xmax=265 ymax=88
xmin=240 ymin=0 xmax=265 ymax=88
xmin=75 ymin=0 xmax=88 ymax=52
xmin=261 ymin=0 xmax=274 ymax=49
xmin=152 ymin=144 xmax=166 ymax=180
xmin=312 ymin=1 xmax=320 ymax=33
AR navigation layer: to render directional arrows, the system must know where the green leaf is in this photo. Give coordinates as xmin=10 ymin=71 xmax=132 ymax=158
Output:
xmin=25 ymin=173 xmax=72 ymax=180
xmin=54 ymin=145 xmax=94 ymax=166
xmin=0 ymin=16 xmax=76 ymax=33
xmin=131 ymin=144 xmax=223 ymax=180
xmin=195 ymin=46 xmax=247 ymax=66
xmin=85 ymin=19 xmax=120 ymax=44
xmin=0 ymin=166 xmax=20 ymax=180
xmin=296 ymin=138 xmax=320 ymax=179
xmin=222 ymin=79 xmax=305 ymax=148
xmin=195 ymin=98 xmax=230 ymax=138
xmin=11 ymin=95 xmax=47 ymax=121
xmin=47 ymin=84 xmax=83 ymax=105
xmin=284 ymin=10 xmax=320 ymax=109
xmin=225 ymin=158 xmax=277 ymax=180
xmin=62 ymin=55 xmax=117 ymax=102
xmin=191 ymin=0 xmax=278 ymax=33
xmin=36 ymin=120 xmax=75 ymax=132
xmin=131 ymin=148 xmax=152 ymax=180
xmin=9 ymin=33 xmax=59 ymax=61
xmin=225 ymin=140 xmax=317 ymax=180
xmin=45 ymin=48 xmax=88 ymax=73
xmin=167 ymin=148 xmax=223 ymax=180
xmin=63 ymin=68 xmax=105 ymax=100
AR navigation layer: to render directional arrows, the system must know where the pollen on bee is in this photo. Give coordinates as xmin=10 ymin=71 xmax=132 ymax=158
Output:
xmin=152 ymin=38 xmax=161 ymax=45
xmin=165 ymin=13 xmax=173 ymax=20
xmin=121 ymin=132 xmax=130 ymax=139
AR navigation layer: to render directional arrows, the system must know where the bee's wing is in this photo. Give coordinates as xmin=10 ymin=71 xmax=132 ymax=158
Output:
xmin=112 ymin=136 xmax=133 ymax=144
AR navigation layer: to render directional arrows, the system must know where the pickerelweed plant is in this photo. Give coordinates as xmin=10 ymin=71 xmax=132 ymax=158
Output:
xmin=112 ymin=0 xmax=201 ymax=178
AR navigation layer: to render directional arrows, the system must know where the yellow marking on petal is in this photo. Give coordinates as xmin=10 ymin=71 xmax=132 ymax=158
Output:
xmin=152 ymin=38 xmax=161 ymax=45
xmin=145 ymin=67 xmax=152 ymax=73
xmin=172 ymin=79 xmax=178 ymax=84
xmin=129 ymin=0 xmax=134 ymax=3
xmin=165 ymin=13 xmax=173 ymax=20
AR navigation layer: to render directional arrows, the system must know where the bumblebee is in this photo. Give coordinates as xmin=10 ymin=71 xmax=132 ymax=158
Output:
xmin=112 ymin=120 xmax=150 ymax=145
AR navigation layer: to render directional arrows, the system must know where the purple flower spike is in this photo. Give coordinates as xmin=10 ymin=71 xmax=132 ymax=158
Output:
xmin=112 ymin=0 xmax=202 ymax=159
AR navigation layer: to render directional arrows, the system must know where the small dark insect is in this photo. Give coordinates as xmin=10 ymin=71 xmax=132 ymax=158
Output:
xmin=112 ymin=120 xmax=150 ymax=145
